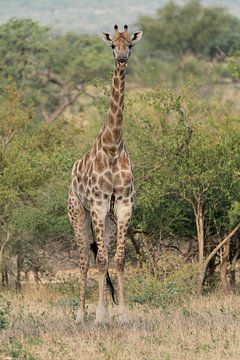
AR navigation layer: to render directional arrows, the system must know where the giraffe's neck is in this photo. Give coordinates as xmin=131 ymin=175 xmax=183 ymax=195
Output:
xmin=101 ymin=66 xmax=125 ymax=148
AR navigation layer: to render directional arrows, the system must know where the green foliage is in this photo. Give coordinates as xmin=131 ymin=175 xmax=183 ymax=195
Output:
xmin=8 ymin=123 xmax=81 ymax=252
xmin=0 ymin=19 xmax=111 ymax=119
xmin=7 ymin=340 xmax=39 ymax=360
xmin=0 ymin=84 xmax=88 ymax=269
xmin=127 ymin=261 xmax=198 ymax=308
xmin=0 ymin=85 xmax=33 ymax=226
xmin=0 ymin=19 xmax=49 ymax=88
xmin=228 ymin=52 xmax=240 ymax=80
xmin=124 ymin=87 xmax=240 ymax=245
xmin=0 ymin=308 xmax=8 ymax=329
xmin=0 ymin=298 xmax=11 ymax=330
xmin=138 ymin=0 xmax=240 ymax=61
xmin=229 ymin=201 xmax=240 ymax=227
xmin=0 ymin=84 xmax=32 ymax=139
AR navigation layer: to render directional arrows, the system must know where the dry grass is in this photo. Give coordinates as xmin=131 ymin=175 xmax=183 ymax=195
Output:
xmin=1 ymin=281 xmax=240 ymax=360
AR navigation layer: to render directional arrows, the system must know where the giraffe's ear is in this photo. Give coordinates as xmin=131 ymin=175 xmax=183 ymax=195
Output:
xmin=130 ymin=31 xmax=143 ymax=43
xmin=101 ymin=32 xmax=113 ymax=45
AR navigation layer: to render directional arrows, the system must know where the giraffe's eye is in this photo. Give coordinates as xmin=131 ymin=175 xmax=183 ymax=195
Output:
xmin=111 ymin=44 xmax=116 ymax=49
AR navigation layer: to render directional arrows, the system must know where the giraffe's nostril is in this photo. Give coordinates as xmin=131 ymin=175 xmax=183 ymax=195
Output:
xmin=117 ymin=56 xmax=127 ymax=64
xmin=118 ymin=58 xmax=127 ymax=64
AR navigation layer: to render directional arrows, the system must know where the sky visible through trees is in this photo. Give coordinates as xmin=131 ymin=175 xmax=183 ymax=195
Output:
xmin=0 ymin=0 xmax=239 ymax=34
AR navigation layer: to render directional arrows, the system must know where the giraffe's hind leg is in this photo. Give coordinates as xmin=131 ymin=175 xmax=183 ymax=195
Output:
xmin=104 ymin=215 xmax=117 ymax=304
xmin=68 ymin=190 xmax=91 ymax=324
xmin=105 ymin=215 xmax=117 ymax=255
xmin=90 ymin=201 xmax=111 ymax=324
xmin=114 ymin=199 xmax=133 ymax=323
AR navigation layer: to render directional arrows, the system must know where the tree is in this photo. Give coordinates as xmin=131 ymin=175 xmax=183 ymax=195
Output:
xmin=169 ymin=132 xmax=240 ymax=292
xmin=0 ymin=19 xmax=111 ymax=122
xmin=137 ymin=0 xmax=240 ymax=66
xmin=0 ymin=83 xmax=87 ymax=288
xmin=124 ymin=86 xmax=240 ymax=291
xmin=36 ymin=33 xmax=111 ymax=122
xmin=0 ymin=84 xmax=32 ymax=285
xmin=125 ymin=88 xmax=198 ymax=267
xmin=6 ymin=119 xmax=87 ymax=287
xmin=228 ymin=52 xmax=240 ymax=81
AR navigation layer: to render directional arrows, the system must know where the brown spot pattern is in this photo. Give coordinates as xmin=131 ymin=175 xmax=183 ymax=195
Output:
xmin=111 ymin=101 xmax=118 ymax=113
xmin=98 ymin=175 xmax=112 ymax=193
xmin=114 ymin=77 xmax=120 ymax=88
xmin=114 ymin=91 xmax=120 ymax=102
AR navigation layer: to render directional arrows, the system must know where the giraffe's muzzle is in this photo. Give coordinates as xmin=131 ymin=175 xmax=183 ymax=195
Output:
xmin=117 ymin=57 xmax=128 ymax=64
xmin=116 ymin=58 xmax=128 ymax=69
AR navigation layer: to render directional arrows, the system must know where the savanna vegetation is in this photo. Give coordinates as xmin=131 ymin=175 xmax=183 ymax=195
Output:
xmin=0 ymin=1 xmax=240 ymax=359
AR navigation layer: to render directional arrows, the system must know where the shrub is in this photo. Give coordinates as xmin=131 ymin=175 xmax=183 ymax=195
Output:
xmin=0 ymin=300 xmax=11 ymax=330
xmin=127 ymin=261 xmax=198 ymax=308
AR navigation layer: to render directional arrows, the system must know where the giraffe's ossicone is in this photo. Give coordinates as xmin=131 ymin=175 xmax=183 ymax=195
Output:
xmin=68 ymin=24 xmax=143 ymax=324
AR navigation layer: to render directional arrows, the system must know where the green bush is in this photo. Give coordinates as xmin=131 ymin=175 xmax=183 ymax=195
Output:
xmin=213 ymin=63 xmax=232 ymax=79
xmin=127 ymin=262 xmax=198 ymax=308
xmin=0 ymin=309 xmax=8 ymax=330
xmin=7 ymin=340 xmax=38 ymax=360
xmin=0 ymin=300 xmax=11 ymax=330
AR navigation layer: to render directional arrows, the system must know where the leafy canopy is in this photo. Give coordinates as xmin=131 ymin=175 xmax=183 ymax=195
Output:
xmin=137 ymin=0 xmax=240 ymax=60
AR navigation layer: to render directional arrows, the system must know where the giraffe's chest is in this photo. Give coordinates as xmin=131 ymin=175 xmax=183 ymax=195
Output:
xmin=72 ymin=152 xmax=135 ymax=211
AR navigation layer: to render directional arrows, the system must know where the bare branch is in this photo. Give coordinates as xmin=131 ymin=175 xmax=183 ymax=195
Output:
xmin=198 ymin=223 xmax=240 ymax=294
xmin=0 ymin=228 xmax=11 ymax=274
xmin=83 ymin=91 xmax=96 ymax=101
xmin=0 ymin=130 xmax=17 ymax=153
xmin=205 ymin=223 xmax=240 ymax=266
xmin=179 ymin=191 xmax=195 ymax=209
xmin=37 ymin=70 xmax=64 ymax=87
xmin=41 ymin=85 xmax=85 ymax=123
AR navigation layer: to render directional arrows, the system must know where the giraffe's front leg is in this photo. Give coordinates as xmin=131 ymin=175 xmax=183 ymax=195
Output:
xmin=68 ymin=193 xmax=90 ymax=324
xmin=91 ymin=203 xmax=111 ymax=324
xmin=115 ymin=199 xmax=133 ymax=324
xmin=76 ymin=247 xmax=89 ymax=324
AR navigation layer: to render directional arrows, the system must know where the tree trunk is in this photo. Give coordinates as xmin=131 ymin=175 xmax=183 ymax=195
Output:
xmin=15 ymin=252 xmax=24 ymax=291
xmin=220 ymin=240 xmax=231 ymax=294
xmin=197 ymin=268 xmax=206 ymax=294
xmin=42 ymin=86 xmax=83 ymax=123
xmin=142 ymin=235 xmax=157 ymax=277
xmin=230 ymin=249 xmax=240 ymax=290
xmin=0 ymin=229 xmax=10 ymax=288
xmin=206 ymin=254 xmax=217 ymax=286
xmin=2 ymin=267 xmax=6 ymax=287
xmin=193 ymin=198 xmax=205 ymax=290
xmin=1 ymin=260 xmax=6 ymax=287
xmin=33 ymin=267 xmax=42 ymax=286
xmin=197 ymin=223 xmax=240 ymax=294
xmin=194 ymin=198 xmax=204 ymax=267
xmin=1 ymin=265 xmax=9 ymax=287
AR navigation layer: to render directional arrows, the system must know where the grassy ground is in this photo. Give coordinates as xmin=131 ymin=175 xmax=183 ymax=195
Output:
xmin=1 ymin=269 xmax=240 ymax=360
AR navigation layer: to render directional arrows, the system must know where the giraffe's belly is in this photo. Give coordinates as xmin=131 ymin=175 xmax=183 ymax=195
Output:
xmin=71 ymin=151 xmax=135 ymax=212
xmin=73 ymin=171 xmax=135 ymax=214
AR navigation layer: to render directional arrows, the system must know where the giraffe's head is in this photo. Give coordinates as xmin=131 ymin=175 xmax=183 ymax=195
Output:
xmin=101 ymin=25 xmax=143 ymax=68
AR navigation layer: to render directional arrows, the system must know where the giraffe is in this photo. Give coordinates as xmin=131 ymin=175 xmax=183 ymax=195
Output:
xmin=68 ymin=24 xmax=143 ymax=324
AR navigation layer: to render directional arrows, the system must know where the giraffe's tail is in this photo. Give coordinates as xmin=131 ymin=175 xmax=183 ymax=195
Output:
xmin=90 ymin=226 xmax=118 ymax=305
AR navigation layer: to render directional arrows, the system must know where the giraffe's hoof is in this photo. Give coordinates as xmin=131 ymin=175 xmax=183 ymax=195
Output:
xmin=75 ymin=317 xmax=85 ymax=325
xmin=75 ymin=310 xmax=86 ymax=324
xmin=95 ymin=307 xmax=111 ymax=325
xmin=118 ymin=312 xmax=129 ymax=325
xmin=117 ymin=306 xmax=130 ymax=324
